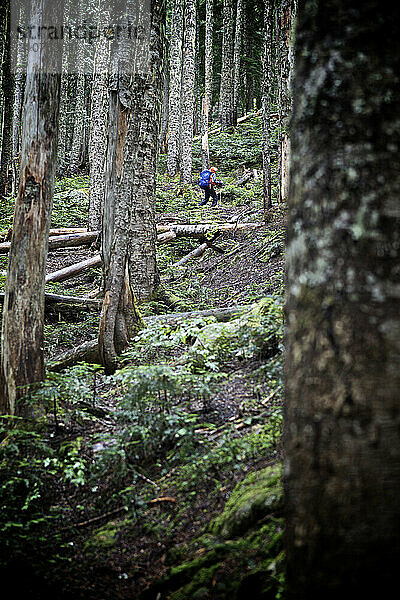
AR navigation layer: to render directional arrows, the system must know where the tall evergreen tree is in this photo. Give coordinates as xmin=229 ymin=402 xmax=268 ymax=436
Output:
xmin=285 ymin=2 xmax=400 ymax=597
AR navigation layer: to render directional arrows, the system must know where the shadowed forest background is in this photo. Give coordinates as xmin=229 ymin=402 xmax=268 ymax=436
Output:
xmin=0 ymin=1 xmax=399 ymax=599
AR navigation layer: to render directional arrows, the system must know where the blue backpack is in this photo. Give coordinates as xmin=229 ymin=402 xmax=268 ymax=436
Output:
xmin=199 ymin=169 xmax=211 ymax=189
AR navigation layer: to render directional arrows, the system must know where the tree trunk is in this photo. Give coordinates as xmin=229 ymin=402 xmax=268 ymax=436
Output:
xmin=10 ymin=4 xmax=26 ymax=197
xmin=99 ymin=0 xmax=166 ymax=373
xmin=262 ymin=0 xmax=273 ymax=211
xmin=0 ymin=0 xmax=13 ymax=197
xmin=277 ymin=0 xmax=294 ymax=202
xmin=68 ymin=4 xmax=86 ymax=175
xmin=232 ymin=0 xmax=244 ymax=124
xmin=167 ymin=0 xmax=184 ymax=177
xmin=88 ymin=2 xmax=111 ymax=231
xmin=0 ymin=0 xmax=62 ymax=417
xmin=201 ymin=0 xmax=213 ymax=170
xmin=285 ymin=2 xmax=400 ymax=597
xmin=180 ymin=0 xmax=196 ymax=183
xmin=160 ymin=56 xmax=169 ymax=154
xmin=220 ymin=0 xmax=235 ymax=129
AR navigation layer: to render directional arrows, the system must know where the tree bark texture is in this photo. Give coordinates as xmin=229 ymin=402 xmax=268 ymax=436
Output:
xmin=180 ymin=0 xmax=196 ymax=183
xmin=0 ymin=0 xmax=13 ymax=196
xmin=284 ymin=3 xmax=400 ymax=597
xmin=277 ymin=0 xmax=294 ymax=202
xmin=88 ymin=2 xmax=111 ymax=231
xmin=99 ymin=0 xmax=166 ymax=373
xmin=11 ymin=4 xmax=26 ymax=196
xmin=220 ymin=0 xmax=235 ymax=129
xmin=68 ymin=3 xmax=86 ymax=174
xmin=232 ymin=0 xmax=244 ymax=124
xmin=262 ymin=0 xmax=273 ymax=211
xmin=167 ymin=0 xmax=184 ymax=177
xmin=0 ymin=0 xmax=62 ymax=416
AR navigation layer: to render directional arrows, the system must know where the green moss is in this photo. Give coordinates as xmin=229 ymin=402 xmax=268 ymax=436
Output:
xmin=212 ymin=464 xmax=283 ymax=538
xmin=84 ymin=518 xmax=130 ymax=556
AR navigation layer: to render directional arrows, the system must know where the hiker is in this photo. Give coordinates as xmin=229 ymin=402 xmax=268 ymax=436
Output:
xmin=198 ymin=166 xmax=222 ymax=207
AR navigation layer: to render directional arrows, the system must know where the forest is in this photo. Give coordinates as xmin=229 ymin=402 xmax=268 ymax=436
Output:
xmin=0 ymin=1 xmax=399 ymax=598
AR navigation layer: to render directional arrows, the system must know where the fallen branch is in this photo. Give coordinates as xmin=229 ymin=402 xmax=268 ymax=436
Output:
xmin=171 ymin=242 xmax=209 ymax=269
xmin=46 ymin=255 xmax=102 ymax=283
xmin=61 ymin=497 xmax=177 ymax=531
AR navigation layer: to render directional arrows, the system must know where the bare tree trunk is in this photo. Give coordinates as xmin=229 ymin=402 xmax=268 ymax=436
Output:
xmin=262 ymin=0 xmax=273 ymax=211
xmin=88 ymin=2 xmax=111 ymax=231
xmin=180 ymin=0 xmax=196 ymax=183
xmin=160 ymin=55 xmax=169 ymax=154
xmin=201 ymin=0 xmax=213 ymax=170
xmin=99 ymin=0 xmax=166 ymax=373
xmin=0 ymin=0 xmax=13 ymax=196
xmin=285 ymin=2 xmax=400 ymax=597
xmin=69 ymin=4 xmax=86 ymax=174
xmin=220 ymin=0 xmax=235 ymax=129
xmin=232 ymin=0 xmax=244 ymax=124
xmin=11 ymin=4 xmax=26 ymax=197
xmin=167 ymin=0 xmax=184 ymax=177
xmin=0 ymin=0 xmax=62 ymax=417
xmin=277 ymin=0 xmax=294 ymax=202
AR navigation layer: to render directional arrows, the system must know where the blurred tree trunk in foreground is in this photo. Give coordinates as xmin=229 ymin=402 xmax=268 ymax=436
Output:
xmin=285 ymin=2 xmax=400 ymax=598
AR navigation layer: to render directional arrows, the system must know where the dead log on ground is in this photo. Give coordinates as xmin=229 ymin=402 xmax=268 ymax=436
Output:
xmin=168 ymin=222 xmax=262 ymax=238
xmin=46 ymin=255 xmax=102 ymax=283
xmin=0 ymin=292 xmax=101 ymax=309
xmin=0 ymin=227 xmax=88 ymax=241
xmin=0 ymin=231 xmax=99 ymax=254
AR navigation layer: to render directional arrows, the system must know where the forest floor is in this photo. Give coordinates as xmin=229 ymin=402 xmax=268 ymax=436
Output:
xmin=0 ymin=116 xmax=287 ymax=599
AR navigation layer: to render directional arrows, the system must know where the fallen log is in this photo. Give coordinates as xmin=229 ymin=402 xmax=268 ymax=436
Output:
xmin=168 ymin=222 xmax=262 ymax=238
xmin=0 ymin=227 xmax=88 ymax=241
xmin=47 ymin=305 xmax=250 ymax=372
xmin=0 ymin=231 xmax=99 ymax=254
xmin=0 ymin=292 xmax=101 ymax=309
xmin=0 ymin=223 xmax=261 ymax=254
xmin=46 ymin=255 xmax=102 ymax=283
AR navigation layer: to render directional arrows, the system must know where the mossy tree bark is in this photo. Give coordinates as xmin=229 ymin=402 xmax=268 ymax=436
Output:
xmin=285 ymin=2 xmax=400 ymax=597
xmin=0 ymin=0 xmax=62 ymax=416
